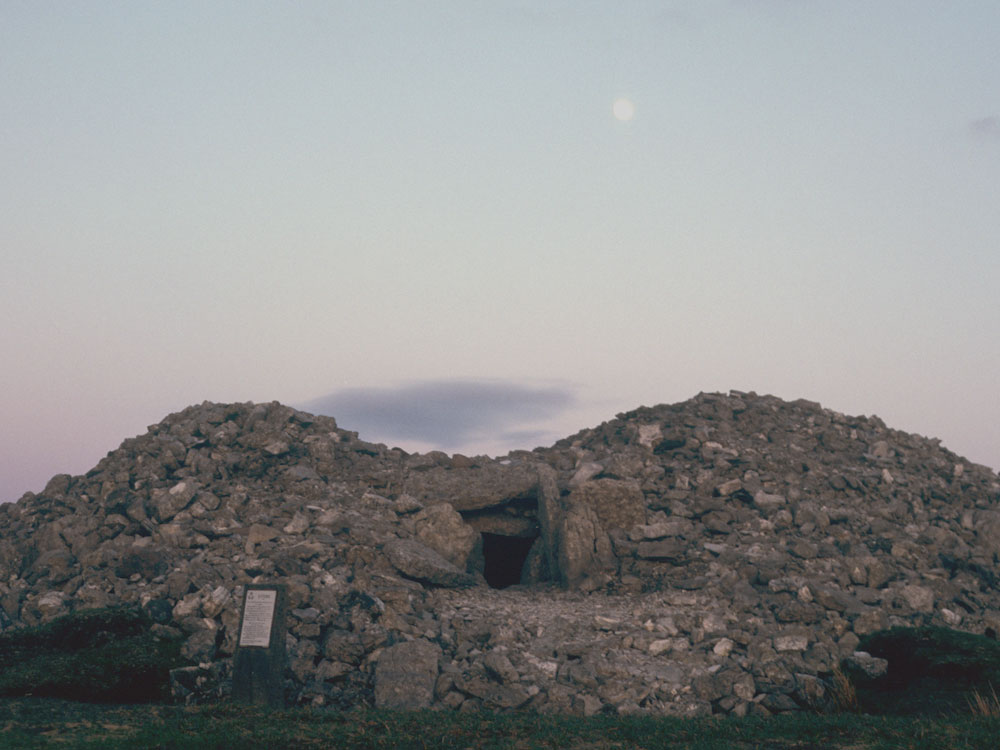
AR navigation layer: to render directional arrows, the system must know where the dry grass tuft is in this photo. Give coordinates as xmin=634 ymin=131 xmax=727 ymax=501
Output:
xmin=830 ymin=667 xmax=859 ymax=713
xmin=967 ymin=683 xmax=1000 ymax=717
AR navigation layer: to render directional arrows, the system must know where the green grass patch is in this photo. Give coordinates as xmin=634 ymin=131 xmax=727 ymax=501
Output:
xmin=0 ymin=701 xmax=999 ymax=749
xmin=0 ymin=606 xmax=185 ymax=703
xmin=850 ymin=626 xmax=1000 ymax=716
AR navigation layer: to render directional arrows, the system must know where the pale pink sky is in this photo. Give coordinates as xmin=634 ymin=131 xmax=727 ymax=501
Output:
xmin=3 ymin=1 xmax=999 ymax=502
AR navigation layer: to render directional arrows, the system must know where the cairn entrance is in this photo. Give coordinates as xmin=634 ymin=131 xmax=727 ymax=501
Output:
xmin=481 ymin=532 xmax=537 ymax=589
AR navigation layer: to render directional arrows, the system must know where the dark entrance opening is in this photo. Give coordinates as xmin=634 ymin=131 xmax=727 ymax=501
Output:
xmin=481 ymin=533 xmax=537 ymax=589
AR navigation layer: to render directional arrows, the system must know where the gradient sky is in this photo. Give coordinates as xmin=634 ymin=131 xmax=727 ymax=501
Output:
xmin=3 ymin=1 xmax=999 ymax=503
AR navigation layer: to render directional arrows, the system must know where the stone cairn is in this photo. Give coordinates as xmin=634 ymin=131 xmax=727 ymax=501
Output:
xmin=1 ymin=391 xmax=998 ymax=716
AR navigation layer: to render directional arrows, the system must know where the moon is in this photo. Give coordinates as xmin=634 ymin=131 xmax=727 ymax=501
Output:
xmin=612 ymin=97 xmax=635 ymax=122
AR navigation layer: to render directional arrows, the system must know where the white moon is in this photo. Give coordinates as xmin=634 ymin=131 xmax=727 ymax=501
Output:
xmin=612 ymin=98 xmax=635 ymax=121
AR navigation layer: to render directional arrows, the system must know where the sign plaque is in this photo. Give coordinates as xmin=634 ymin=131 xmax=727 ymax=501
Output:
xmin=239 ymin=589 xmax=277 ymax=647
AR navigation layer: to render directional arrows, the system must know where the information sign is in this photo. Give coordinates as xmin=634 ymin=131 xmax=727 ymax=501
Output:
xmin=239 ymin=588 xmax=277 ymax=647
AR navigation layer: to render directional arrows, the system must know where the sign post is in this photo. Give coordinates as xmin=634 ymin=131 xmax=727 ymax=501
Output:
xmin=232 ymin=583 xmax=287 ymax=707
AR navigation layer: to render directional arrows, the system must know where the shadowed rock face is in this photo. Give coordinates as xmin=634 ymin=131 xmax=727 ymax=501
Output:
xmin=1 ymin=391 xmax=998 ymax=714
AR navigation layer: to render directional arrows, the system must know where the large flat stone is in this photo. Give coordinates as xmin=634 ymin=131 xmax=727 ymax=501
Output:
xmin=374 ymin=639 xmax=442 ymax=709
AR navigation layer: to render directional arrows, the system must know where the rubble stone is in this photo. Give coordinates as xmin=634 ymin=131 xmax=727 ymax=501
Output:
xmin=0 ymin=391 xmax=997 ymax=714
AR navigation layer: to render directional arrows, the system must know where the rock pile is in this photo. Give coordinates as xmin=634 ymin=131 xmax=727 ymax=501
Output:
xmin=1 ymin=391 xmax=998 ymax=715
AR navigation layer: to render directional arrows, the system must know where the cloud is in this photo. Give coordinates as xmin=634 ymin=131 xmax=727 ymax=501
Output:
xmin=299 ymin=379 xmax=577 ymax=455
xmin=969 ymin=116 xmax=1000 ymax=139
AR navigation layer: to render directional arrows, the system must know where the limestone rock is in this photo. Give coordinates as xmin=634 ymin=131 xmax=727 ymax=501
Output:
xmin=384 ymin=539 xmax=477 ymax=588
xmin=374 ymin=639 xmax=442 ymax=709
xmin=558 ymin=504 xmax=615 ymax=587
xmin=568 ymin=479 xmax=645 ymax=531
xmin=402 ymin=463 xmax=538 ymax=512
xmin=974 ymin=510 xmax=1000 ymax=558
xmin=637 ymin=539 xmax=686 ymax=561
xmin=414 ymin=503 xmax=478 ymax=570
xmin=844 ymin=651 xmax=889 ymax=679
xmin=552 ymin=479 xmax=645 ymax=587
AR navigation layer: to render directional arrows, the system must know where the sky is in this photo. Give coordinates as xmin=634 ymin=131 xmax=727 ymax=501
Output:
xmin=2 ymin=1 xmax=999 ymax=503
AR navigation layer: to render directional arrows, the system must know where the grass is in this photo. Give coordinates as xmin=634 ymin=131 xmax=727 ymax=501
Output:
xmin=0 ymin=700 xmax=999 ymax=749
xmin=0 ymin=606 xmax=185 ymax=703
xmin=2 ymin=617 xmax=1000 ymax=747
xmin=828 ymin=668 xmax=858 ymax=713
xmin=850 ymin=626 xmax=1000 ymax=716
xmin=858 ymin=626 xmax=1000 ymax=685
xmin=967 ymin=684 xmax=1000 ymax=717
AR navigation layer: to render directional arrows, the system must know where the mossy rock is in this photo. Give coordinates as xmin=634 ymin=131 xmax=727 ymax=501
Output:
xmin=0 ymin=605 xmax=186 ymax=703
xmin=847 ymin=626 xmax=1000 ymax=715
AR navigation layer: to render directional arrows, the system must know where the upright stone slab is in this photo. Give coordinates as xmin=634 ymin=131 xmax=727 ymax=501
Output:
xmin=374 ymin=639 xmax=442 ymax=709
xmin=232 ymin=583 xmax=287 ymax=708
xmin=553 ymin=479 xmax=646 ymax=587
